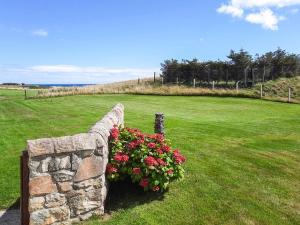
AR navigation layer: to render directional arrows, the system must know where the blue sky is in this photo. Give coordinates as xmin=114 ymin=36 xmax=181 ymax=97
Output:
xmin=0 ymin=0 xmax=300 ymax=84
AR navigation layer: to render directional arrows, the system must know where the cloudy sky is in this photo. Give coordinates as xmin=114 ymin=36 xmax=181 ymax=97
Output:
xmin=0 ymin=0 xmax=299 ymax=84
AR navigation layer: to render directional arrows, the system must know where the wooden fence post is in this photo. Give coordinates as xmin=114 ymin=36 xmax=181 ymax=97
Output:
xmin=212 ymin=81 xmax=215 ymax=90
xmin=193 ymin=79 xmax=196 ymax=88
xmin=161 ymin=77 xmax=164 ymax=86
xmin=154 ymin=113 xmax=164 ymax=135
xmin=24 ymin=89 xmax=27 ymax=100
xmin=20 ymin=150 xmax=29 ymax=225
xmin=288 ymin=88 xmax=291 ymax=103
xmin=154 ymin=72 xmax=156 ymax=83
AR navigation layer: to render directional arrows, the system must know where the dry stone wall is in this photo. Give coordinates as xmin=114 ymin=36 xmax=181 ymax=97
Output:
xmin=26 ymin=104 xmax=124 ymax=225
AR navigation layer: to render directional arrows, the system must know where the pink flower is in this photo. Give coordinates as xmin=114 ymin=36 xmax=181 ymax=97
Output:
xmin=155 ymin=148 xmax=163 ymax=154
xmin=111 ymin=127 xmax=119 ymax=140
xmin=139 ymin=178 xmax=149 ymax=188
xmin=147 ymin=142 xmax=156 ymax=149
xmin=114 ymin=152 xmax=129 ymax=163
xmin=167 ymin=169 xmax=173 ymax=175
xmin=132 ymin=167 xmax=141 ymax=174
xmin=106 ymin=164 xmax=118 ymax=174
xmin=173 ymin=149 xmax=186 ymax=164
xmin=162 ymin=145 xmax=171 ymax=152
xmin=157 ymin=158 xmax=167 ymax=166
xmin=144 ymin=156 xmax=158 ymax=166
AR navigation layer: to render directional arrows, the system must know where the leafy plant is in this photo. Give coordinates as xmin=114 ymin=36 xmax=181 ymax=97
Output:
xmin=106 ymin=126 xmax=186 ymax=192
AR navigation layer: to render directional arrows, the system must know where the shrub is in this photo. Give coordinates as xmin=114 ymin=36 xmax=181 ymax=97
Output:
xmin=106 ymin=126 xmax=186 ymax=192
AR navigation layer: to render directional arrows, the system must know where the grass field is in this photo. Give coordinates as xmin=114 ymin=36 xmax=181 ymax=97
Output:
xmin=0 ymin=89 xmax=300 ymax=224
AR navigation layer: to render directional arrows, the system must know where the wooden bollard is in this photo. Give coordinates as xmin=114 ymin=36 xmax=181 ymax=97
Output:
xmin=154 ymin=113 xmax=164 ymax=135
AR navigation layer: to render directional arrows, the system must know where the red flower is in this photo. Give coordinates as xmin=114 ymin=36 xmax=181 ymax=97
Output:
xmin=155 ymin=148 xmax=163 ymax=154
xmin=155 ymin=134 xmax=164 ymax=142
xmin=147 ymin=142 xmax=156 ymax=149
xmin=128 ymin=141 xmax=137 ymax=150
xmin=167 ymin=169 xmax=173 ymax=175
xmin=157 ymin=158 xmax=167 ymax=166
xmin=173 ymin=149 xmax=185 ymax=164
xmin=111 ymin=127 xmax=119 ymax=140
xmin=132 ymin=167 xmax=141 ymax=174
xmin=152 ymin=185 xmax=160 ymax=191
xmin=139 ymin=178 xmax=149 ymax=188
xmin=162 ymin=145 xmax=171 ymax=152
xmin=144 ymin=156 xmax=158 ymax=166
xmin=114 ymin=152 xmax=129 ymax=163
xmin=106 ymin=164 xmax=118 ymax=174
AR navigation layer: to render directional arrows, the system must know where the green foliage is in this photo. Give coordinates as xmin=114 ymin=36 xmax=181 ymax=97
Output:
xmin=161 ymin=48 xmax=300 ymax=86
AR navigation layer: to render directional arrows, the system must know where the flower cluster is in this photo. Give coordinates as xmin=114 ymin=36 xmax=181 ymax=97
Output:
xmin=106 ymin=126 xmax=186 ymax=192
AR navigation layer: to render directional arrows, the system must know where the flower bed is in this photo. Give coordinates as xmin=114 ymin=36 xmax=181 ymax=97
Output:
xmin=106 ymin=126 xmax=186 ymax=192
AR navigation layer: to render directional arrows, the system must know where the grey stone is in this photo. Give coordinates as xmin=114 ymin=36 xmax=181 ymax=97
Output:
xmin=29 ymin=160 xmax=40 ymax=177
xmin=37 ymin=157 xmax=51 ymax=173
xmin=71 ymin=154 xmax=82 ymax=171
xmin=45 ymin=193 xmax=66 ymax=208
xmin=73 ymin=177 xmax=102 ymax=190
xmin=59 ymin=156 xmax=71 ymax=170
xmin=52 ymin=170 xmax=74 ymax=182
xmin=81 ymin=150 xmax=93 ymax=158
xmin=48 ymin=157 xmax=60 ymax=172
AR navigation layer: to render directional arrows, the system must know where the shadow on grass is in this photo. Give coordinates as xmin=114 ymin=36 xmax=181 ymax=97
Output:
xmin=105 ymin=178 xmax=165 ymax=213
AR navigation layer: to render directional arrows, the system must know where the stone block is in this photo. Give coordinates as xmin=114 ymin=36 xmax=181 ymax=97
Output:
xmin=74 ymin=155 xmax=103 ymax=182
xmin=48 ymin=157 xmax=60 ymax=172
xmin=29 ymin=175 xmax=57 ymax=196
xmin=72 ymin=133 xmax=96 ymax=151
xmin=45 ymin=193 xmax=66 ymax=208
xmin=73 ymin=177 xmax=102 ymax=190
xmin=52 ymin=170 xmax=74 ymax=182
xmin=27 ymin=138 xmax=54 ymax=157
xmin=71 ymin=154 xmax=82 ymax=171
xmin=29 ymin=197 xmax=45 ymax=213
xmin=29 ymin=160 xmax=40 ymax=177
xmin=30 ymin=206 xmax=70 ymax=225
xmin=37 ymin=157 xmax=52 ymax=173
xmin=57 ymin=182 xmax=73 ymax=192
xmin=59 ymin=156 xmax=71 ymax=170
xmin=53 ymin=136 xmax=74 ymax=154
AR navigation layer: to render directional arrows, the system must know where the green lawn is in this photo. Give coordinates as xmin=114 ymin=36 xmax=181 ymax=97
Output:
xmin=0 ymin=89 xmax=300 ymax=225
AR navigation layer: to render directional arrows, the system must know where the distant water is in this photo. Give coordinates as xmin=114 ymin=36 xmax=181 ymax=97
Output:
xmin=31 ymin=84 xmax=95 ymax=87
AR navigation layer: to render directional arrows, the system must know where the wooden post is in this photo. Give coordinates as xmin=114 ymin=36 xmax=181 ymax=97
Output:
xmin=193 ymin=78 xmax=196 ymax=88
xmin=24 ymin=89 xmax=27 ymax=100
xmin=212 ymin=81 xmax=215 ymax=90
xmin=176 ymin=77 xmax=179 ymax=86
xmin=154 ymin=72 xmax=156 ymax=83
xmin=260 ymin=84 xmax=263 ymax=98
xmin=288 ymin=88 xmax=291 ymax=103
xmin=154 ymin=113 xmax=164 ymax=135
xmin=161 ymin=77 xmax=164 ymax=85
xmin=20 ymin=150 xmax=29 ymax=225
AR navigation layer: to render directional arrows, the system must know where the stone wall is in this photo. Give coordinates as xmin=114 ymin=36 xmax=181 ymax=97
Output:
xmin=26 ymin=104 xmax=124 ymax=225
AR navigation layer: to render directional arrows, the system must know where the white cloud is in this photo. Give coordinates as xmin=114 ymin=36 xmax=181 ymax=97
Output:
xmin=217 ymin=0 xmax=300 ymax=30
xmin=217 ymin=4 xmax=244 ymax=17
xmin=32 ymin=29 xmax=48 ymax=37
xmin=245 ymin=9 xmax=281 ymax=30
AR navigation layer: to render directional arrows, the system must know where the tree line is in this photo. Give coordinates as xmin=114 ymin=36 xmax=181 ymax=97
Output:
xmin=160 ymin=48 xmax=300 ymax=87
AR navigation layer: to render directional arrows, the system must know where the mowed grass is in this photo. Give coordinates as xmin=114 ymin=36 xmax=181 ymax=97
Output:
xmin=0 ymin=89 xmax=300 ymax=225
